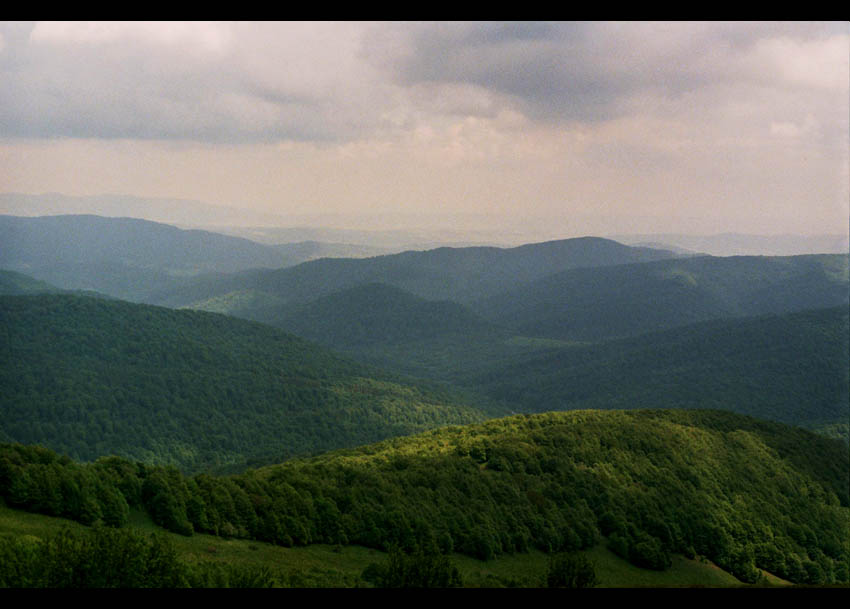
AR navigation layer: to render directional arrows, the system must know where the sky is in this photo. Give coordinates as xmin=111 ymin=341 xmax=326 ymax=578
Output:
xmin=0 ymin=21 xmax=848 ymax=239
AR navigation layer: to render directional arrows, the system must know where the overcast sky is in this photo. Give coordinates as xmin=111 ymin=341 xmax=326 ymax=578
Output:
xmin=0 ymin=21 xmax=847 ymax=237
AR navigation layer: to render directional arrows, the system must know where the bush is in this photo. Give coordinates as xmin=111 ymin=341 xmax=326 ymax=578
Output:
xmin=362 ymin=545 xmax=463 ymax=588
xmin=545 ymin=552 xmax=600 ymax=588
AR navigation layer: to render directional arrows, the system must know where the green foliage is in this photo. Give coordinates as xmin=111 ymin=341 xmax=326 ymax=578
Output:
xmin=186 ymin=562 xmax=276 ymax=588
xmin=473 ymin=254 xmax=849 ymax=342
xmin=4 ymin=409 xmax=847 ymax=585
xmin=546 ymin=552 xmax=599 ymax=588
xmin=277 ymin=282 xmax=505 ymax=350
xmin=0 ymin=524 xmax=281 ymax=588
xmin=0 ymin=525 xmax=188 ymax=588
xmin=362 ymin=545 xmax=463 ymax=588
xmin=152 ymin=236 xmax=675 ymax=312
xmin=470 ymin=306 xmax=850 ymax=429
xmin=0 ymin=294 xmax=484 ymax=472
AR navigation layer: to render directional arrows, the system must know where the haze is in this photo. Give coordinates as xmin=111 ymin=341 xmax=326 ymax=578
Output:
xmin=0 ymin=21 xmax=848 ymax=242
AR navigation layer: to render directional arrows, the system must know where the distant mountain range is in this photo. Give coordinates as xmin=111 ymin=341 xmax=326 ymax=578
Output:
xmin=472 ymin=253 xmax=850 ymax=342
xmin=5 ymin=192 xmax=845 ymax=256
xmin=0 ymin=214 xmax=294 ymax=300
xmin=2 ymin=212 xmax=848 ymax=456
xmin=248 ymin=279 xmax=850 ymax=432
xmin=150 ymin=235 xmax=677 ymax=312
xmin=0 ymin=192 xmax=291 ymax=228
xmin=612 ymin=232 xmax=849 ymax=257
xmin=0 ymin=269 xmax=63 ymax=295
xmin=0 ymin=214 xmax=405 ymax=301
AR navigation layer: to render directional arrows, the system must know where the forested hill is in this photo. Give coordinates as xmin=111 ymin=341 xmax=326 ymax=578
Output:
xmin=471 ymin=253 xmax=850 ymax=342
xmin=0 ymin=214 xmax=297 ymax=301
xmin=0 ymin=269 xmax=62 ymax=295
xmin=1 ymin=409 xmax=847 ymax=585
xmin=146 ymin=236 xmax=676 ymax=311
xmin=0 ymin=214 xmax=295 ymax=272
xmin=0 ymin=294 xmax=487 ymax=472
xmin=467 ymin=306 xmax=850 ymax=431
xmin=0 ymin=269 xmax=110 ymax=300
xmin=276 ymin=283 xmax=506 ymax=349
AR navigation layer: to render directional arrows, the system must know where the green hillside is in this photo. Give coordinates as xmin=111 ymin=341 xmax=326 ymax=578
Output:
xmin=0 ymin=503 xmax=757 ymax=588
xmin=232 ymin=278 xmax=848 ymax=433
xmin=466 ymin=306 xmax=850 ymax=431
xmin=0 ymin=294 xmax=486 ymax=472
xmin=0 ymin=214 xmax=298 ymax=301
xmin=1 ymin=409 xmax=847 ymax=586
xmin=148 ymin=236 xmax=675 ymax=312
xmin=0 ymin=269 xmax=110 ymax=300
xmin=0 ymin=269 xmax=62 ymax=295
xmin=276 ymin=283 xmax=506 ymax=349
xmin=472 ymin=254 xmax=849 ymax=341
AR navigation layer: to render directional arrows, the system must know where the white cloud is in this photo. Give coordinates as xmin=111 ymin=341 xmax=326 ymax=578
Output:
xmin=746 ymin=34 xmax=850 ymax=91
xmin=770 ymin=114 xmax=819 ymax=138
xmin=29 ymin=21 xmax=234 ymax=57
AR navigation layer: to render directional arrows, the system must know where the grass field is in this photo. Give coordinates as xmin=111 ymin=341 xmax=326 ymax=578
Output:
xmin=0 ymin=501 xmax=789 ymax=588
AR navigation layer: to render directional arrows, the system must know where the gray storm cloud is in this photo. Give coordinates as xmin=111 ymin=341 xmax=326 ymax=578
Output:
xmin=371 ymin=21 xmax=849 ymax=123
xmin=0 ymin=21 xmax=846 ymax=142
xmin=0 ymin=21 xmax=388 ymax=142
xmin=0 ymin=21 xmax=847 ymax=238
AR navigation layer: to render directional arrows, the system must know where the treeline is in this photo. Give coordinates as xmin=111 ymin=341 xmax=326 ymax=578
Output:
xmin=0 ymin=525 xmax=275 ymax=588
xmin=1 ymin=409 xmax=848 ymax=585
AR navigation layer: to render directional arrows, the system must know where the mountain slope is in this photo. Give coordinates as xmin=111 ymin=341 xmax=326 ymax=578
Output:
xmin=0 ymin=270 xmax=62 ymax=295
xmin=258 ymin=409 xmax=848 ymax=585
xmin=149 ymin=236 xmax=676 ymax=312
xmin=466 ymin=306 xmax=850 ymax=430
xmin=0 ymin=294 xmax=486 ymax=472
xmin=275 ymin=283 xmax=506 ymax=349
xmin=0 ymin=215 xmax=298 ymax=301
xmin=2 ymin=409 xmax=847 ymax=585
xmin=472 ymin=254 xmax=850 ymax=342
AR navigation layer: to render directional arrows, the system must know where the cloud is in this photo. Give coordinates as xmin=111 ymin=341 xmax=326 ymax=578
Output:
xmin=369 ymin=21 xmax=849 ymax=124
xmin=29 ymin=21 xmax=234 ymax=56
xmin=0 ymin=21 xmax=846 ymax=146
xmin=0 ymin=21 xmax=391 ymax=142
xmin=770 ymin=114 xmax=819 ymax=138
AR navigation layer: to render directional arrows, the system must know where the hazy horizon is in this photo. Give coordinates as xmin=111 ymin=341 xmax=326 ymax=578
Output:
xmin=1 ymin=22 xmax=848 ymax=242
xmin=3 ymin=191 xmax=849 ymax=259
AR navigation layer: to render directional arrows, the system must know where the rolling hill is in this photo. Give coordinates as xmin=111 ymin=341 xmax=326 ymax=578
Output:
xmin=0 ymin=215 xmax=297 ymax=301
xmin=147 ymin=236 xmax=677 ymax=312
xmin=466 ymin=306 xmax=850 ymax=431
xmin=471 ymin=253 xmax=850 ymax=342
xmin=0 ymin=293 xmax=488 ymax=472
xmin=0 ymin=269 xmax=62 ymax=295
xmin=256 ymin=282 xmax=849 ymax=434
xmin=275 ymin=283 xmax=506 ymax=349
xmin=1 ymin=409 xmax=847 ymax=585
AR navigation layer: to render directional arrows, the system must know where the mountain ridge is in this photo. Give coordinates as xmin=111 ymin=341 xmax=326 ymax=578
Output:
xmin=0 ymin=292 xmax=488 ymax=472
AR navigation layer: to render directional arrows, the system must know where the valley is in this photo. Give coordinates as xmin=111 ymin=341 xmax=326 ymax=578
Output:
xmin=0 ymin=212 xmax=848 ymax=587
